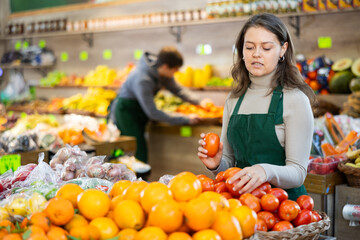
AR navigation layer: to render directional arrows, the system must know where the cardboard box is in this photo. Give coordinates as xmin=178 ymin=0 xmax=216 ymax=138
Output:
xmin=304 ymin=172 xmax=346 ymax=194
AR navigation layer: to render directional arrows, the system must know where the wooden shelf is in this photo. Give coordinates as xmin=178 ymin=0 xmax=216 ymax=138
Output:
xmin=1 ymin=9 xmax=358 ymax=40
xmin=0 ymin=64 xmax=55 ymax=69
xmin=35 ymin=85 xmax=120 ymax=90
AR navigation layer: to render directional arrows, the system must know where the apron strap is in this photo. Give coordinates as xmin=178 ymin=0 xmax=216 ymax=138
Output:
xmin=268 ymin=85 xmax=283 ymax=115
xmin=232 ymin=88 xmax=247 ymax=116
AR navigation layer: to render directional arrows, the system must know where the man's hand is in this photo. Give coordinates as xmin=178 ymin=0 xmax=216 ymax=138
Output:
xmin=199 ymin=98 xmax=213 ymax=108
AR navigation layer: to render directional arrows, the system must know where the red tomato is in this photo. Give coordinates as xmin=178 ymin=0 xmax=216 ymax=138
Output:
xmin=292 ymin=209 xmax=313 ymax=227
xmin=220 ymin=191 xmax=233 ymax=199
xmin=225 ymin=178 xmax=240 ymax=197
xmin=257 ymin=182 xmax=272 ymax=193
xmin=278 ymin=200 xmax=301 ymax=222
xmin=257 ymin=211 xmax=276 ymax=230
xmin=251 ymin=188 xmax=267 ymax=199
xmin=198 ymin=176 xmax=215 ymax=192
xmin=214 ymin=181 xmax=227 ymax=193
xmin=239 ymin=193 xmax=261 ymax=213
xmin=268 ymin=188 xmax=288 ymax=203
xmin=272 ymin=221 xmax=294 ymax=231
xmin=255 ymin=218 xmax=268 ymax=232
xmin=296 ymin=195 xmax=314 ymax=211
xmin=203 ymin=132 xmax=220 ymax=157
xmin=215 ymin=171 xmax=225 ymax=183
xmin=311 ymin=211 xmax=322 ymax=222
xmin=260 ymin=194 xmax=280 ymax=212
xmin=273 ymin=212 xmax=282 ymax=225
xmin=223 ymin=167 xmax=242 ymax=180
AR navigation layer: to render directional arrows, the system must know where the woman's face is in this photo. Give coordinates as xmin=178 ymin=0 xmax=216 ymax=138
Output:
xmin=242 ymin=26 xmax=288 ymax=77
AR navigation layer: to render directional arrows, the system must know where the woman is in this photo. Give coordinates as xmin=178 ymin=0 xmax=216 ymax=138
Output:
xmin=198 ymin=13 xmax=316 ymax=201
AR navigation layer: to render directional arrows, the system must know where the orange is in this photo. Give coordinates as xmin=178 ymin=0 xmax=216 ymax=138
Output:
xmin=147 ymin=199 xmax=183 ymax=233
xmin=69 ymin=225 xmax=89 ymax=240
xmin=117 ymin=228 xmax=137 ymax=240
xmin=211 ymin=210 xmax=242 ymax=240
xmin=192 ymin=229 xmax=221 ymax=240
xmin=56 ymin=183 xmax=84 ymax=208
xmin=0 ymin=229 xmax=8 ymax=239
xmin=47 ymin=226 xmax=68 ymax=240
xmin=77 ymin=189 xmax=110 ymax=220
xmin=0 ymin=220 xmax=15 ymax=230
xmin=184 ymin=197 xmax=217 ymax=231
xmin=64 ymin=214 xmax=88 ymax=232
xmin=228 ymin=198 xmax=242 ymax=211
xmin=167 ymin=232 xmax=192 ymax=240
xmin=168 ymin=172 xmax=202 ymax=202
xmin=26 ymin=225 xmax=46 ymax=236
xmin=123 ymin=181 xmax=148 ymax=203
xmin=231 ymin=206 xmax=257 ymax=238
xmin=26 ymin=234 xmax=48 ymax=240
xmin=20 ymin=217 xmax=29 ymax=229
xmin=140 ymin=182 xmax=173 ymax=213
xmin=135 ymin=226 xmax=167 ymax=240
xmin=110 ymin=180 xmax=131 ymax=198
xmin=106 ymin=210 xmax=114 ymax=219
xmin=111 ymin=194 xmax=125 ymax=210
xmin=44 ymin=197 xmax=74 ymax=226
xmin=3 ymin=233 xmax=22 ymax=240
xmin=30 ymin=212 xmax=51 ymax=232
xmin=198 ymin=191 xmax=230 ymax=211
xmin=113 ymin=199 xmax=145 ymax=230
xmin=87 ymin=225 xmax=101 ymax=240
xmin=90 ymin=217 xmax=119 ymax=240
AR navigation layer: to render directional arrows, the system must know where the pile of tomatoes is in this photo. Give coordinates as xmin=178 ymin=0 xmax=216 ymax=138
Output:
xmin=197 ymin=167 xmax=323 ymax=233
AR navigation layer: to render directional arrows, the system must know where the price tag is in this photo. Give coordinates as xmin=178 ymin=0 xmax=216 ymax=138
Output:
xmin=79 ymin=51 xmax=88 ymax=61
xmin=318 ymin=37 xmax=332 ymax=49
xmin=180 ymin=126 xmax=192 ymax=137
xmin=60 ymin=52 xmax=69 ymax=62
xmin=103 ymin=49 xmax=112 ymax=60
xmin=0 ymin=154 xmax=21 ymax=174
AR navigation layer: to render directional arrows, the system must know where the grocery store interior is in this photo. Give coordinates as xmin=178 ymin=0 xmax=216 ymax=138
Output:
xmin=0 ymin=0 xmax=359 ymax=239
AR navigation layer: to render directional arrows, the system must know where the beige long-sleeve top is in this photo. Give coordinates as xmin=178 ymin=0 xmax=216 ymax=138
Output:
xmin=212 ymin=70 xmax=314 ymax=189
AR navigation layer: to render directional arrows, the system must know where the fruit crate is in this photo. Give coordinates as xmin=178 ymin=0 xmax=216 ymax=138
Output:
xmin=304 ymin=172 xmax=346 ymax=195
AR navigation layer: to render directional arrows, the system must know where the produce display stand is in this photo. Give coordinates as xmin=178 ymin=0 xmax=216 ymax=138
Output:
xmin=91 ymin=135 xmax=136 ymax=156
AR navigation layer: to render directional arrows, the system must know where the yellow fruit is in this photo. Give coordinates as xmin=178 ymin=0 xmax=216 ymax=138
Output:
xmin=0 ymin=207 xmax=10 ymax=221
xmin=228 ymin=199 xmax=242 ymax=211
xmin=56 ymin=183 xmax=84 ymax=208
xmin=211 ymin=210 xmax=242 ymax=240
xmin=198 ymin=191 xmax=230 ymax=211
xmin=113 ymin=199 xmax=145 ymax=230
xmin=140 ymin=182 xmax=173 ymax=213
xmin=64 ymin=214 xmax=88 ymax=232
xmin=193 ymin=229 xmax=221 ymax=240
xmin=28 ymin=192 xmax=47 ymax=215
xmin=117 ymin=228 xmax=137 ymax=240
xmin=77 ymin=189 xmax=110 ymax=220
xmin=110 ymin=180 xmax=131 ymax=198
xmin=136 ymin=226 xmax=167 ymax=240
xmin=231 ymin=206 xmax=257 ymax=238
xmin=167 ymin=232 xmax=192 ymax=240
xmin=123 ymin=181 xmax=148 ymax=203
xmin=184 ymin=197 xmax=217 ymax=231
xmin=7 ymin=197 xmax=28 ymax=216
xmin=90 ymin=217 xmax=119 ymax=240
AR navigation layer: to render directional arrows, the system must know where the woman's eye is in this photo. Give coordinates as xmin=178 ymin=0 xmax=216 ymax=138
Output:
xmin=263 ymin=48 xmax=271 ymax=51
xmin=245 ymin=47 xmax=253 ymax=50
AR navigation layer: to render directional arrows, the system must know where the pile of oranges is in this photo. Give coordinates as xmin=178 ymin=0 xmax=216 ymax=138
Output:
xmin=0 ymin=169 xmax=322 ymax=240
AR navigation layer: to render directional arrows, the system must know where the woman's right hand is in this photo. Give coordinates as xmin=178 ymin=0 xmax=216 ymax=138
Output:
xmin=198 ymin=133 xmax=223 ymax=170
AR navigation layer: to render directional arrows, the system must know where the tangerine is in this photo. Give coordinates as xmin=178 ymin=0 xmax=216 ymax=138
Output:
xmin=167 ymin=232 xmax=192 ymax=240
xmin=168 ymin=172 xmax=202 ymax=202
xmin=192 ymin=229 xmax=221 ymax=240
xmin=198 ymin=191 xmax=229 ymax=211
xmin=30 ymin=212 xmax=51 ymax=232
xmin=87 ymin=225 xmax=101 ymax=240
xmin=109 ymin=180 xmax=131 ymax=198
xmin=147 ymin=199 xmax=183 ymax=233
xmin=211 ymin=210 xmax=242 ymax=240
xmin=135 ymin=226 xmax=167 ymax=240
xmin=113 ymin=199 xmax=145 ymax=230
xmin=90 ymin=217 xmax=119 ymax=240
xmin=47 ymin=226 xmax=68 ymax=240
xmin=228 ymin=198 xmax=242 ymax=211
xmin=64 ymin=214 xmax=88 ymax=232
xmin=77 ymin=189 xmax=110 ymax=220
xmin=0 ymin=220 xmax=15 ymax=230
xmin=231 ymin=205 xmax=257 ymax=238
xmin=117 ymin=228 xmax=137 ymax=240
xmin=3 ymin=233 xmax=22 ymax=240
xmin=123 ymin=181 xmax=148 ymax=203
xmin=69 ymin=225 xmax=89 ymax=240
xmin=44 ymin=197 xmax=74 ymax=226
xmin=140 ymin=182 xmax=173 ymax=213
xmin=111 ymin=194 xmax=125 ymax=210
xmin=184 ymin=197 xmax=217 ymax=231
xmin=56 ymin=183 xmax=84 ymax=208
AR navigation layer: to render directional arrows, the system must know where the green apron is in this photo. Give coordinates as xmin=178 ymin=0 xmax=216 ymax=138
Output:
xmin=227 ymin=85 xmax=307 ymax=201
xmin=114 ymin=98 xmax=149 ymax=163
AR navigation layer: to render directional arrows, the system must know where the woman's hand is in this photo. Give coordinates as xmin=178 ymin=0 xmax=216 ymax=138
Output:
xmin=198 ymin=133 xmax=222 ymax=170
xmin=227 ymin=165 xmax=267 ymax=194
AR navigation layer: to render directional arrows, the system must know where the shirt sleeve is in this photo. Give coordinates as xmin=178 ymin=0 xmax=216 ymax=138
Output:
xmin=134 ymin=79 xmax=190 ymax=125
xmin=165 ymin=78 xmax=201 ymax=105
xmin=259 ymin=90 xmax=314 ymax=189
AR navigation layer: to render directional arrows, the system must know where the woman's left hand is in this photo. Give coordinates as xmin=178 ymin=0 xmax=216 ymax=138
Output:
xmin=227 ymin=165 xmax=267 ymax=195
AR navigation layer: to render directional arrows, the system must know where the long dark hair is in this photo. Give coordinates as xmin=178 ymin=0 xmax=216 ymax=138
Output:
xmin=230 ymin=13 xmax=316 ymax=105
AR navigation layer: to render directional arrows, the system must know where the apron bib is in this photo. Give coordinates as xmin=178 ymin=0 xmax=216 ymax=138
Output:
xmin=227 ymin=85 xmax=307 ymax=201
xmin=114 ymin=98 xmax=149 ymax=163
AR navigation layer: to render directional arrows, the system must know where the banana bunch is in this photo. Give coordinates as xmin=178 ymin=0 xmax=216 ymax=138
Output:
xmin=62 ymin=93 xmax=83 ymax=110
xmin=345 ymin=149 xmax=360 ymax=168
xmin=83 ymin=65 xmax=118 ymax=86
xmin=87 ymin=87 xmax=116 ymax=100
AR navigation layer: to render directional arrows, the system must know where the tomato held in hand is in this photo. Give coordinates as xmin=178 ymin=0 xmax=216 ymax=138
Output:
xmin=223 ymin=167 xmax=242 ymax=180
xmin=292 ymin=209 xmax=313 ymax=227
xmin=203 ymin=133 xmax=220 ymax=157
xmin=272 ymin=221 xmax=294 ymax=231
xmin=225 ymin=178 xmax=240 ymax=197
xmin=296 ymin=195 xmax=314 ymax=211
xmin=278 ymin=200 xmax=301 ymax=221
